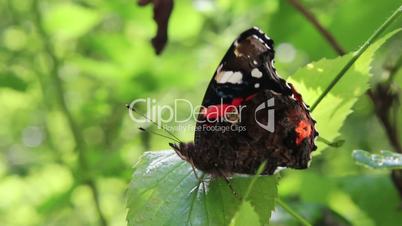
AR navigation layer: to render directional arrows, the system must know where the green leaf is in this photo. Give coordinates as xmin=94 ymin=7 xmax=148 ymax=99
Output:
xmin=352 ymin=150 xmax=402 ymax=170
xmin=229 ymin=201 xmax=260 ymax=226
xmin=44 ymin=3 xmax=101 ymax=39
xmin=0 ymin=72 xmax=28 ymax=91
xmin=126 ymin=151 xmax=278 ymax=226
xmin=288 ymin=29 xmax=401 ymax=154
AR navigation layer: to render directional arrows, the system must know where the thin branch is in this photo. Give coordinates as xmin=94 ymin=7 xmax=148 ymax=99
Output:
xmin=288 ymin=0 xmax=401 ymax=111
xmin=291 ymin=0 xmax=402 ymax=203
xmin=290 ymin=0 xmax=402 ymax=153
xmin=276 ymin=198 xmax=312 ymax=226
xmin=310 ymin=7 xmax=402 ymax=111
xmin=387 ymin=54 xmax=402 ymax=84
xmin=242 ymin=162 xmax=267 ymax=200
xmin=368 ymin=87 xmax=402 ymax=154
xmin=287 ymin=0 xmax=346 ymax=55
xmin=367 ymin=54 xmax=402 ymax=155
xmin=32 ymin=1 xmax=108 ymax=226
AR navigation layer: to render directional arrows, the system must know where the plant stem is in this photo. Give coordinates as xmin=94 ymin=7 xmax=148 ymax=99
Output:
xmin=242 ymin=161 xmax=267 ymax=200
xmin=368 ymin=87 xmax=402 ymax=154
xmin=287 ymin=0 xmax=346 ymax=55
xmin=292 ymin=1 xmax=402 ymax=203
xmin=276 ymin=198 xmax=312 ymax=226
xmin=32 ymin=1 xmax=108 ymax=226
xmin=387 ymin=54 xmax=402 ymax=84
xmin=310 ymin=6 xmax=402 ymax=111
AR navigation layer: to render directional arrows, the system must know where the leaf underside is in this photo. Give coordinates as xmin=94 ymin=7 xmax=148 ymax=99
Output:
xmin=352 ymin=149 xmax=402 ymax=170
xmin=126 ymin=151 xmax=278 ymax=226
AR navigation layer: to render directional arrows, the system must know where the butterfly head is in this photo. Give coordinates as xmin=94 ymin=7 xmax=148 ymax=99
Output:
xmin=169 ymin=142 xmax=194 ymax=162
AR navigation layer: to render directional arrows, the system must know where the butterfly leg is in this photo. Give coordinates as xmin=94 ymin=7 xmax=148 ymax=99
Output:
xmin=190 ymin=163 xmax=202 ymax=182
xmin=219 ymin=171 xmax=242 ymax=200
xmin=171 ymin=145 xmax=202 ymax=182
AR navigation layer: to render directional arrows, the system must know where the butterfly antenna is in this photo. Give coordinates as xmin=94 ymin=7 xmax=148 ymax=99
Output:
xmin=139 ymin=127 xmax=180 ymax=143
xmin=126 ymin=104 xmax=182 ymax=143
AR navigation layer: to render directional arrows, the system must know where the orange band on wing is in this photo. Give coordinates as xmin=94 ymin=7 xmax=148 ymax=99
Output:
xmin=295 ymin=120 xmax=312 ymax=145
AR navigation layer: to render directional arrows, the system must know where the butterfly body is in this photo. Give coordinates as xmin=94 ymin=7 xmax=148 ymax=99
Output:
xmin=170 ymin=27 xmax=318 ymax=176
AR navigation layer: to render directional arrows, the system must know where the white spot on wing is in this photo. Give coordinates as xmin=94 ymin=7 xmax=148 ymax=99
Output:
xmin=274 ymin=166 xmax=287 ymax=174
xmin=253 ymin=26 xmax=261 ymax=32
xmin=220 ymin=71 xmax=234 ymax=83
xmin=254 ymin=83 xmax=260 ymax=88
xmin=234 ymin=40 xmax=239 ymax=47
xmin=227 ymin=71 xmax=243 ymax=84
xmin=270 ymin=59 xmax=276 ymax=70
xmin=251 ymin=68 xmax=263 ymax=78
xmin=216 ymin=64 xmax=223 ymax=74
xmin=251 ymin=34 xmax=271 ymax=49
xmin=215 ymin=70 xmax=243 ymax=84
xmin=234 ymin=47 xmax=243 ymax=57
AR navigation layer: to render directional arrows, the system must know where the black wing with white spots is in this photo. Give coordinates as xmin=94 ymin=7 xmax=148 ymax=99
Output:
xmin=200 ymin=27 xmax=292 ymax=107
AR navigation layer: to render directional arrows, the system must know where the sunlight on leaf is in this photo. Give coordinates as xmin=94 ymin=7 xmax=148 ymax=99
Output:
xmin=288 ymin=29 xmax=401 ymax=154
xmin=126 ymin=151 xmax=278 ymax=226
xmin=352 ymin=150 xmax=402 ymax=170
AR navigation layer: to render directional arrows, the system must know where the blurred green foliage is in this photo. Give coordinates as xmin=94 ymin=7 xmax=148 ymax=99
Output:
xmin=0 ymin=0 xmax=401 ymax=226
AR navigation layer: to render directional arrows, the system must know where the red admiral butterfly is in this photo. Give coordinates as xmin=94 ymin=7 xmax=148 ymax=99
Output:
xmin=124 ymin=28 xmax=314 ymax=179
xmin=169 ymin=27 xmax=318 ymax=176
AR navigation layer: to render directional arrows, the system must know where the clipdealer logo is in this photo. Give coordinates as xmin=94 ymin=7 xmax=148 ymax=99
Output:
xmin=127 ymin=97 xmax=275 ymax=132
xmin=255 ymin=98 xmax=275 ymax=132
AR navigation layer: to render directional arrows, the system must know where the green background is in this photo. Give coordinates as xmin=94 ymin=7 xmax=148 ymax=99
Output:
xmin=0 ymin=0 xmax=401 ymax=225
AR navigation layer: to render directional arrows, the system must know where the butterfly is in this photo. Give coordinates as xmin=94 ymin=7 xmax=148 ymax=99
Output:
xmin=169 ymin=27 xmax=318 ymax=176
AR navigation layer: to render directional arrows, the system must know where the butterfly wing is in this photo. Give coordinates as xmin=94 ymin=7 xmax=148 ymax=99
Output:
xmin=198 ymin=27 xmax=292 ymax=120
xmin=185 ymin=27 xmax=317 ymax=175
